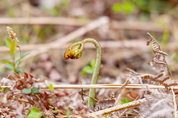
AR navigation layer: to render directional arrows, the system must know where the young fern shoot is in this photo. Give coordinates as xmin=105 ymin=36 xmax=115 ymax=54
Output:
xmin=64 ymin=38 xmax=101 ymax=107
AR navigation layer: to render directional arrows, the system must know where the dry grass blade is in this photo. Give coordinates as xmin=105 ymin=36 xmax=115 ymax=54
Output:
xmin=0 ymin=40 xmax=148 ymax=52
xmin=2 ymin=84 xmax=178 ymax=89
xmin=0 ymin=17 xmax=92 ymax=26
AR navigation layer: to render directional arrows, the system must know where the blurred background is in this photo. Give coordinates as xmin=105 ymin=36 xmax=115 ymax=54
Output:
xmin=0 ymin=0 xmax=178 ymax=88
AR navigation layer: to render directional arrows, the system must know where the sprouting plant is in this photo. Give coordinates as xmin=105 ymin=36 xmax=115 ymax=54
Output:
xmin=81 ymin=59 xmax=96 ymax=76
xmin=49 ymin=83 xmax=54 ymax=92
xmin=1 ymin=27 xmax=29 ymax=74
xmin=64 ymin=38 xmax=101 ymax=107
xmin=112 ymin=0 xmax=136 ymax=14
xmin=27 ymin=107 xmax=42 ymax=118
xmin=120 ymin=97 xmax=130 ymax=104
xmin=22 ymin=87 xmax=39 ymax=95
xmin=81 ymin=59 xmax=102 ymax=78
xmin=66 ymin=108 xmax=70 ymax=118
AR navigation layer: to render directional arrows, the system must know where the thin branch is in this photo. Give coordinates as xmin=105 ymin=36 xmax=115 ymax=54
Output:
xmin=0 ymin=40 xmax=148 ymax=52
xmin=119 ymin=108 xmax=129 ymax=118
xmin=114 ymin=80 xmax=130 ymax=105
xmin=87 ymin=98 xmax=146 ymax=117
xmin=1 ymin=84 xmax=178 ymax=89
xmin=0 ymin=17 xmax=92 ymax=26
xmin=0 ymin=17 xmax=166 ymax=33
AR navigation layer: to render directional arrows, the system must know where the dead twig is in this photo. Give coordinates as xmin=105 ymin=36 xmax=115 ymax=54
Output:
xmin=0 ymin=17 xmax=92 ymax=26
xmin=118 ymin=108 xmax=129 ymax=118
xmin=87 ymin=98 xmax=146 ymax=117
xmin=1 ymin=84 xmax=178 ymax=89
xmin=0 ymin=40 xmax=148 ymax=52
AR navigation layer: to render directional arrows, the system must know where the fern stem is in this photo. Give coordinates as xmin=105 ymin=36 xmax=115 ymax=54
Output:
xmin=82 ymin=38 xmax=101 ymax=107
xmin=64 ymin=38 xmax=101 ymax=107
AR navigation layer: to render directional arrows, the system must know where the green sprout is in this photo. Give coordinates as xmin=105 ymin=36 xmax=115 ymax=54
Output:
xmin=66 ymin=108 xmax=70 ymax=118
xmin=120 ymin=97 xmax=130 ymax=104
xmin=27 ymin=107 xmax=43 ymax=118
xmin=1 ymin=27 xmax=29 ymax=74
xmin=64 ymin=38 xmax=101 ymax=107
xmin=112 ymin=0 xmax=136 ymax=14
xmin=22 ymin=88 xmax=39 ymax=95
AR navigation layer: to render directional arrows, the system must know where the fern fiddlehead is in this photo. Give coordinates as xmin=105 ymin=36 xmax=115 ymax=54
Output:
xmin=64 ymin=38 xmax=101 ymax=107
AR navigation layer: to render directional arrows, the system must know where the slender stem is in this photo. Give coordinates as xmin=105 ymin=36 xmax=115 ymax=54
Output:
xmin=82 ymin=38 xmax=101 ymax=107
xmin=64 ymin=38 xmax=101 ymax=107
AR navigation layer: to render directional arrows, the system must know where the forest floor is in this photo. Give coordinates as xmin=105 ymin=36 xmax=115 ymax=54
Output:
xmin=1 ymin=0 xmax=178 ymax=117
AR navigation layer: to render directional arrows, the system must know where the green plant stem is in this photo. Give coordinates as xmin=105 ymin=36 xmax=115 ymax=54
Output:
xmin=65 ymin=38 xmax=101 ymax=107
xmin=82 ymin=38 xmax=101 ymax=107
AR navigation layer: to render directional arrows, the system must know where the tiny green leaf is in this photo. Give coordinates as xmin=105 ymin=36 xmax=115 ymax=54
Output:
xmin=16 ymin=67 xmax=24 ymax=74
xmin=112 ymin=3 xmax=122 ymax=13
xmin=32 ymin=88 xmax=39 ymax=94
xmin=3 ymin=87 xmax=8 ymax=93
xmin=90 ymin=59 xmax=96 ymax=67
xmin=125 ymin=97 xmax=130 ymax=103
xmin=61 ymin=0 xmax=69 ymax=8
xmin=120 ymin=97 xmax=130 ymax=104
xmin=5 ymin=64 xmax=14 ymax=70
xmin=22 ymin=88 xmax=31 ymax=94
xmin=82 ymin=66 xmax=93 ymax=75
xmin=27 ymin=107 xmax=41 ymax=118
xmin=120 ymin=99 xmax=126 ymax=104
xmin=15 ymin=52 xmax=30 ymax=67
xmin=66 ymin=108 xmax=70 ymax=118
xmin=123 ymin=2 xmax=134 ymax=13
xmin=81 ymin=70 xmax=87 ymax=75
xmin=5 ymin=38 xmax=12 ymax=48
xmin=0 ymin=86 xmax=2 ymax=90
xmin=49 ymin=84 xmax=54 ymax=92
xmin=10 ymin=40 xmax=17 ymax=57
xmin=104 ymin=113 xmax=109 ymax=118
xmin=1 ymin=60 xmax=14 ymax=66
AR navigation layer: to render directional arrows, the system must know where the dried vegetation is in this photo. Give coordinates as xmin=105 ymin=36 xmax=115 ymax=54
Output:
xmin=0 ymin=0 xmax=178 ymax=118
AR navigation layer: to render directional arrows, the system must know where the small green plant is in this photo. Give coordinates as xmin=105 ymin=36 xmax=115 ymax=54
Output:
xmin=81 ymin=59 xmax=96 ymax=75
xmin=27 ymin=107 xmax=42 ymax=118
xmin=64 ymin=38 xmax=101 ymax=107
xmin=1 ymin=27 xmax=29 ymax=74
xmin=22 ymin=88 xmax=39 ymax=95
xmin=66 ymin=108 xmax=70 ymax=118
xmin=120 ymin=97 xmax=130 ymax=104
xmin=104 ymin=113 xmax=109 ymax=118
xmin=49 ymin=83 xmax=54 ymax=92
xmin=81 ymin=59 xmax=102 ymax=79
xmin=112 ymin=0 xmax=136 ymax=14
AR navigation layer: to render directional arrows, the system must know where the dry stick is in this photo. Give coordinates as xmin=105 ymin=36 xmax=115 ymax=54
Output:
xmin=24 ymin=16 xmax=109 ymax=60
xmin=1 ymin=84 xmax=178 ymax=89
xmin=0 ymin=18 xmax=165 ymax=32
xmin=87 ymin=98 xmax=146 ymax=117
xmin=118 ymin=108 xmax=129 ymax=118
xmin=114 ymin=80 xmax=130 ymax=105
xmin=0 ymin=40 xmax=148 ymax=52
xmin=0 ymin=17 xmax=92 ymax=26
